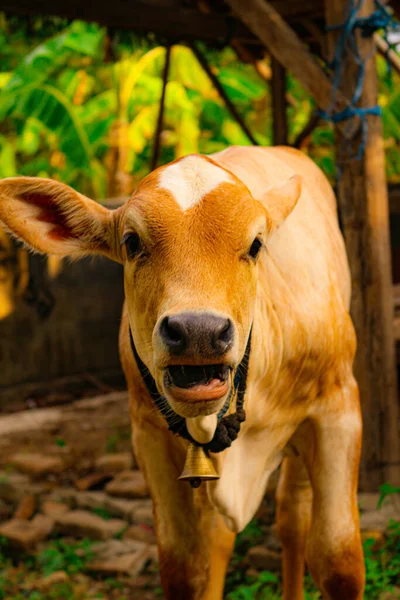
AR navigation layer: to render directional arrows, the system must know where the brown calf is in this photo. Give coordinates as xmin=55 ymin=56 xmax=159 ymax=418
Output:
xmin=0 ymin=146 xmax=364 ymax=599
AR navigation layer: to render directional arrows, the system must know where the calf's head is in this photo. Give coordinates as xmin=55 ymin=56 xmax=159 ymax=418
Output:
xmin=0 ymin=155 xmax=300 ymax=419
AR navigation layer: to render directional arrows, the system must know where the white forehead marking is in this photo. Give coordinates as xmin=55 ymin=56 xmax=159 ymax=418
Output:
xmin=158 ymin=156 xmax=233 ymax=211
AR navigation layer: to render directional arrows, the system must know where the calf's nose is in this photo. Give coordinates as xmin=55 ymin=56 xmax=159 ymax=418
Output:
xmin=160 ymin=312 xmax=234 ymax=357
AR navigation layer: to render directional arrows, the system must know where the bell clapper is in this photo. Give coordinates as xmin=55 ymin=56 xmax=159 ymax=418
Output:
xmin=189 ymin=478 xmax=202 ymax=488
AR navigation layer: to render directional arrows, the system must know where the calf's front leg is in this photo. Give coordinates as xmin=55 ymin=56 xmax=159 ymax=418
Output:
xmin=133 ymin=418 xmax=235 ymax=600
xmin=276 ymin=455 xmax=312 ymax=600
xmin=300 ymin=380 xmax=365 ymax=600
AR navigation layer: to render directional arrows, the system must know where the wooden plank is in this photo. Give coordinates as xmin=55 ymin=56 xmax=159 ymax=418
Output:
xmin=0 ymin=0 xmax=325 ymax=26
xmin=0 ymin=0 xmax=255 ymax=42
xmin=271 ymin=57 xmax=288 ymax=145
xmin=270 ymin=0 xmax=325 ymax=20
xmin=325 ymin=0 xmax=400 ymax=489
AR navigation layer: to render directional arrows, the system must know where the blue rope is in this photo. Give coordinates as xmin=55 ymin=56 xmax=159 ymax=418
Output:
xmin=318 ymin=0 xmax=399 ymax=167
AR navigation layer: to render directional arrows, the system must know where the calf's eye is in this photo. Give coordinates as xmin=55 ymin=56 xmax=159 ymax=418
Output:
xmin=121 ymin=233 xmax=143 ymax=260
xmin=248 ymin=238 xmax=263 ymax=260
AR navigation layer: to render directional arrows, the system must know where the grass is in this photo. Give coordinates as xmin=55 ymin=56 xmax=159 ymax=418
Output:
xmin=0 ymin=487 xmax=399 ymax=599
xmin=91 ymin=507 xmax=113 ymax=521
xmin=225 ymin=484 xmax=400 ymax=600
xmin=36 ymin=539 xmax=93 ymax=576
xmin=0 ymin=538 xmax=95 ymax=599
xmin=225 ymin=523 xmax=400 ymax=600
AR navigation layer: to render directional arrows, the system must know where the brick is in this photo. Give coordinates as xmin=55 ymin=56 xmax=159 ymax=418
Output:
xmin=73 ymin=490 xmax=144 ymax=522
xmin=35 ymin=571 xmax=69 ymax=591
xmin=14 ymin=494 xmax=35 ymax=520
xmin=123 ymin=524 xmax=157 ymax=545
xmin=47 ymin=488 xmax=79 ymax=508
xmin=95 ymin=453 xmax=133 ymax=473
xmin=10 ymin=453 xmax=64 ymax=476
xmin=247 ymin=546 xmax=282 ymax=572
xmin=41 ymin=500 xmax=70 ymax=519
xmin=131 ymin=501 xmax=154 ymax=526
xmin=0 ymin=515 xmax=53 ymax=549
xmin=74 ymin=491 xmax=108 ymax=512
xmin=104 ymin=497 xmax=140 ymax=521
xmin=75 ymin=472 xmax=113 ymax=491
xmin=55 ymin=510 xmax=127 ymax=540
xmin=88 ymin=539 xmax=150 ymax=576
xmin=105 ymin=470 xmax=149 ymax=499
xmin=0 ymin=471 xmax=31 ymax=503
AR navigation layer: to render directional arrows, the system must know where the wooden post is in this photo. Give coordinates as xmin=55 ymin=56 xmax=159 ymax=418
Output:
xmin=271 ymin=57 xmax=288 ymax=145
xmin=325 ymin=0 xmax=400 ymax=489
xmin=151 ymin=44 xmax=171 ymax=171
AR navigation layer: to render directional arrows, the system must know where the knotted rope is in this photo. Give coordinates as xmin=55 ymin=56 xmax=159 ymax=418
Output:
xmin=318 ymin=0 xmax=399 ymax=167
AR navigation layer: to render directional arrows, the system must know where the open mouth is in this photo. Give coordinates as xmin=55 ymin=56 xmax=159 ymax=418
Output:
xmin=164 ymin=364 xmax=231 ymax=403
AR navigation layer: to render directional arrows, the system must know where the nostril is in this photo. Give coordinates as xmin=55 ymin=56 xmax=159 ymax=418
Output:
xmin=166 ymin=320 xmax=182 ymax=343
xmin=213 ymin=318 xmax=234 ymax=352
xmin=160 ymin=316 xmax=187 ymax=352
xmin=218 ymin=319 xmax=233 ymax=344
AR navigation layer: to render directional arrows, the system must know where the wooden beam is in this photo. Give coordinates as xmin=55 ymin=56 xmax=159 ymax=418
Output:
xmin=225 ymin=0 xmax=346 ymax=113
xmin=374 ymin=34 xmax=400 ymax=77
xmin=271 ymin=57 xmax=288 ymax=145
xmin=325 ymin=0 xmax=400 ymax=489
xmin=293 ymin=110 xmax=320 ymax=148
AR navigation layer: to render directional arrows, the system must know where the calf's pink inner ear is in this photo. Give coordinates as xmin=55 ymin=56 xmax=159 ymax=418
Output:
xmin=262 ymin=174 xmax=302 ymax=231
xmin=0 ymin=177 xmax=118 ymax=260
xmin=22 ymin=192 xmax=77 ymax=242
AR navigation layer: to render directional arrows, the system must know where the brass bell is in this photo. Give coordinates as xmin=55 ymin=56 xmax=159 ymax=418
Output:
xmin=178 ymin=443 xmax=219 ymax=488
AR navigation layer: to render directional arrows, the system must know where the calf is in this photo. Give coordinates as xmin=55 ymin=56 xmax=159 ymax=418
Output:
xmin=0 ymin=146 xmax=364 ymax=599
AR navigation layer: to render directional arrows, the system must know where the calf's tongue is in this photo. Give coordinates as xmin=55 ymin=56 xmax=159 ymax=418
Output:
xmin=186 ymin=414 xmax=218 ymax=444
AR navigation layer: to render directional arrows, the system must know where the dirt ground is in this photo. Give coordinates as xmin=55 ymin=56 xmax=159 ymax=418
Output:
xmin=0 ymin=389 xmax=399 ymax=599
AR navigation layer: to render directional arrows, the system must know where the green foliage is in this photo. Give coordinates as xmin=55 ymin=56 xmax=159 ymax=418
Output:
xmin=92 ymin=507 xmax=113 ymax=521
xmin=105 ymin=433 xmax=119 ymax=453
xmin=378 ymin=482 xmax=400 ymax=509
xmin=36 ymin=538 xmax=93 ymax=576
xmin=234 ymin=519 xmax=264 ymax=557
xmin=226 ymin=570 xmax=280 ymax=600
xmin=226 ymin=504 xmax=400 ymax=600
xmin=0 ymin=537 xmax=10 ymax=570
xmin=364 ymin=520 xmax=400 ymax=599
xmin=0 ymin=16 xmax=270 ymax=199
xmin=1 ymin=14 xmax=400 ymax=199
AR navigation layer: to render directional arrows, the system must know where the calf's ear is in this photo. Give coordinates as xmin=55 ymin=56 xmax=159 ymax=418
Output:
xmin=0 ymin=177 xmax=122 ymax=262
xmin=262 ymin=174 xmax=302 ymax=232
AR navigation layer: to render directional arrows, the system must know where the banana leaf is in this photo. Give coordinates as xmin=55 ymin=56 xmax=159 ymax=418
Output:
xmin=4 ymin=83 xmax=93 ymax=168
